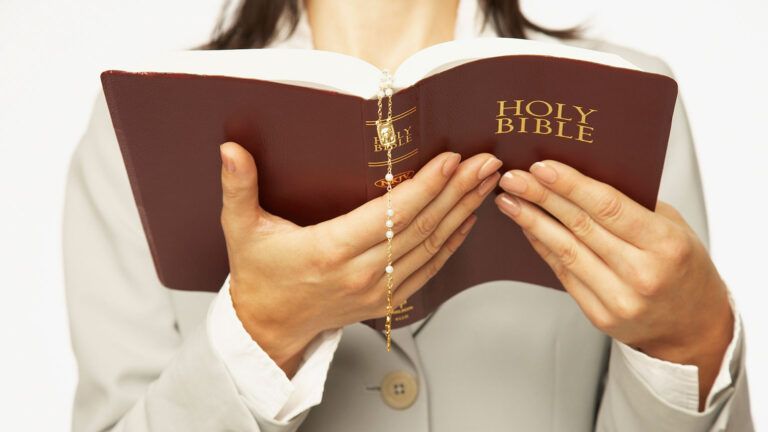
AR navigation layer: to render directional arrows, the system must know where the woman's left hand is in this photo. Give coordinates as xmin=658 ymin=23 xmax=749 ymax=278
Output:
xmin=494 ymin=160 xmax=734 ymax=410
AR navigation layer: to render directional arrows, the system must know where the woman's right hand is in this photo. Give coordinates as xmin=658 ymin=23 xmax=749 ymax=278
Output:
xmin=218 ymin=141 xmax=502 ymax=375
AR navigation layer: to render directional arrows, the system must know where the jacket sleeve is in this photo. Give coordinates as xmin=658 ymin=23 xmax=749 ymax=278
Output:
xmin=63 ymin=89 xmax=310 ymax=432
xmin=594 ymin=53 xmax=754 ymax=431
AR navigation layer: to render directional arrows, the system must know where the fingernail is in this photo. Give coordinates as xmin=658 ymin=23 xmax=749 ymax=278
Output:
xmin=459 ymin=213 xmax=477 ymax=234
xmin=530 ymin=162 xmax=557 ymax=184
xmin=442 ymin=152 xmax=461 ymax=177
xmin=500 ymin=171 xmax=527 ymax=194
xmin=497 ymin=194 xmax=521 ymax=216
xmin=220 ymin=146 xmax=236 ymax=173
xmin=477 ymin=173 xmax=498 ymax=196
xmin=477 ymin=157 xmax=503 ymax=180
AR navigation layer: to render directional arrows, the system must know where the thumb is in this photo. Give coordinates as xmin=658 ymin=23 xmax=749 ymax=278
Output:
xmin=220 ymin=141 xmax=262 ymax=233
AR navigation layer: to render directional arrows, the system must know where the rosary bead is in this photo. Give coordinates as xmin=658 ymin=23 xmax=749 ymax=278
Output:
xmin=384 ymin=88 xmax=393 ymax=97
xmin=386 ymin=229 xmax=394 ymax=239
xmin=385 ymin=219 xmax=394 ymax=228
xmin=385 ymin=265 xmax=394 ymax=274
xmin=385 ymin=173 xmax=394 ymax=182
xmin=387 ymin=208 xmax=395 ymax=217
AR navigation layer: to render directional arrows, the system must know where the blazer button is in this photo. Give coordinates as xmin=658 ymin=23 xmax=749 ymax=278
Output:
xmin=380 ymin=371 xmax=419 ymax=410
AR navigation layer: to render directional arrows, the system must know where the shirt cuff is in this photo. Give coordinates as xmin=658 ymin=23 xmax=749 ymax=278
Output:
xmin=207 ymin=274 xmax=343 ymax=424
xmin=614 ymin=292 xmax=743 ymax=412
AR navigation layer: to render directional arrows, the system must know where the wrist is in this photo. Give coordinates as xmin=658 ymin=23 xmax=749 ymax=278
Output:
xmin=640 ymin=284 xmax=733 ymax=366
xmin=229 ymin=278 xmax=321 ymax=376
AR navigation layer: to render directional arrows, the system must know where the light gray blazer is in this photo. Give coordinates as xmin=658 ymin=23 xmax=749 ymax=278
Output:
xmin=63 ymin=38 xmax=753 ymax=431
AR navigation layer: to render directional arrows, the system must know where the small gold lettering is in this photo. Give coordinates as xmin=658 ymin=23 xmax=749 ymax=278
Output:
xmin=497 ymin=99 xmax=524 ymax=117
xmin=555 ymin=121 xmax=573 ymax=139
xmin=496 ymin=117 xmax=514 ymax=134
xmin=526 ymin=100 xmax=553 ymax=118
xmin=573 ymin=105 xmax=598 ymax=124
xmin=533 ymin=118 xmax=552 ymax=135
xmin=576 ymin=125 xmax=594 ymax=143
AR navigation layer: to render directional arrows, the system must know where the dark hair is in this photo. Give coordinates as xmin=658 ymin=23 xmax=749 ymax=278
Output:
xmin=202 ymin=0 xmax=579 ymax=50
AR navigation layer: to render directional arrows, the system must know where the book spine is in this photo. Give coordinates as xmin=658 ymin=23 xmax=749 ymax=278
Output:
xmin=360 ymin=87 xmax=425 ymax=331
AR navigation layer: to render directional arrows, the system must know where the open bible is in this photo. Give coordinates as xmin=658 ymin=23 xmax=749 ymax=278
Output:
xmin=100 ymin=37 xmax=678 ymax=330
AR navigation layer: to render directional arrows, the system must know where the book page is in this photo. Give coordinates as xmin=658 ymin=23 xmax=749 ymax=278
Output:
xmin=393 ymin=37 xmax=641 ymax=90
xmin=108 ymin=48 xmax=382 ymax=99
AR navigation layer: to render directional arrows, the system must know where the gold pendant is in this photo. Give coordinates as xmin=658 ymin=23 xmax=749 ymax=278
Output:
xmin=376 ymin=119 xmax=396 ymax=150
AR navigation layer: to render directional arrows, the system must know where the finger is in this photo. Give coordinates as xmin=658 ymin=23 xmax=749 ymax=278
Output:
xmin=521 ymin=230 xmax=614 ymax=328
xmin=220 ymin=141 xmax=261 ymax=233
xmin=389 ymin=213 xmax=478 ymax=307
xmin=322 ymin=152 xmax=501 ymax=259
xmin=354 ymin=168 xmax=495 ymax=311
xmin=655 ymin=200 xmax=688 ymax=226
xmin=499 ymin=169 xmax=641 ymax=275
xmin=494 ymin=192 xmax=630 ymax=308
xmin=528 ymin=160 xmax=665 ymax=249
xmin=363 ymin=155 xmax=500 ymax=264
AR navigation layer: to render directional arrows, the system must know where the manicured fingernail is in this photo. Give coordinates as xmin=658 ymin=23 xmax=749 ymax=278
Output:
xmin=442 ymin=152 xmax=461 ymax=176
xmin=500 ymin=171 xmax=527 ymax=194
xmin=477 ymin=173 xmax=497 ymax=195
xmin=459 ymin=213 xmax=478 ymax=234
xmin=477 ymin=157 xmax=503 ymax=180
xmin=530 ymin=162 xmax=557 ymax=184
xmin=220 ymin=146 xmax=236 ymax=173
xmin=497 ymin=194 xmax=521 ymax=216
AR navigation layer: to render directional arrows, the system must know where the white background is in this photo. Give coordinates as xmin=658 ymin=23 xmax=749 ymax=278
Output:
xmin=1 ymin=0 xmax=765 ymax=430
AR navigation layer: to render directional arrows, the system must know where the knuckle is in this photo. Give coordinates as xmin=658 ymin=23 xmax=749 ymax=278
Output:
xmin=561 ymin=176 xmax=579 ymax=200
xmin=422 ymin=231 xmax=443 ymax=256
xmin=415 ymin=212 xmax=437 ymax=238
xmin=595 ymin=192 xmax=624 ymax=223
xmin=659 ymin=232 xmax=693 ymax=265
xmin=307 ymin=240 xmax=344 ymax=272
xmin=443 ymin=233 xmax=462 ymax=254
xmin=424 ymin=261 xmax=441 ymax=281
xmin=633 ymin=270 xmax=663 ymax=297
xmin=569 ymin=210 xmax=594 ymax=238
xmin=219 ymin=212 xmax=230 ymax=231
xmin=533 ymin=184 xmax=552 ymax=205
xmin=613 ymin=297 xmax=644 ymax=321
xmin=341 ymin=269 xmax=378 ymax=296
xmin=592 ymin=313 xmax=617 ymax=332
xmin=555 ymin=244 xmax=579 ymax=268
xmin=453 ymin=173 xmax=476 ymax=194
xmin=363 ymin=285 xmax=386 ymax=312
xmin=389 ymin=208 xmax=409 ymax=232
xmin=550 ymin=259 xmax=570 ymax=281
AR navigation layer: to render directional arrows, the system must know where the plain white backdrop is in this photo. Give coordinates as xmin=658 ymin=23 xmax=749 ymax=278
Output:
xmin=1 ymin=0 xmax=765 ymax=430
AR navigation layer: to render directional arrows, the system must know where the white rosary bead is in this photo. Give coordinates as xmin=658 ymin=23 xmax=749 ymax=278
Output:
xmin=385 ymin=173 xmax=394 ymax=182
xmin=384 ymin=88 xmax=393 ymax=97
xmin=385 ymin=219 xmax=394 ymax=228
xmin=377 ymin=89 xmax=385 ymax=99
xmin=385 ymin=265 xmax=394 ymax=274
xmin=386 ymin=229 xmax=394 ymax=239
xmin=387 ymin=208 xmax=395 ymax=217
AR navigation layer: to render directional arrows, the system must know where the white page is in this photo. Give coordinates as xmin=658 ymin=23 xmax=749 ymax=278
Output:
xmin=393 ymin=37 xmax=640 ymax=89
xmin=110 ymin=48 xmax=382 ymax=98
xmin=107 ymin=37 xmax=640 ymax=101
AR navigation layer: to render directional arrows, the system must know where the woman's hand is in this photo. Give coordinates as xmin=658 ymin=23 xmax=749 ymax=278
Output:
xmin=219 ymin=142 xmax=502 ymax=376
xmin=494 ymin=160 xmax=733 ymax=410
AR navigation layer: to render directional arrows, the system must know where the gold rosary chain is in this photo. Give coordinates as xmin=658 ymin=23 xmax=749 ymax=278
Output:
xmin=376 ymin=70 xmax=395 ymax=351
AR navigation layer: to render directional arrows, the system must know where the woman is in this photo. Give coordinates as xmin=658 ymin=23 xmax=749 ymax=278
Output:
xmin=63 ymin=0 xmax=753 ymax=430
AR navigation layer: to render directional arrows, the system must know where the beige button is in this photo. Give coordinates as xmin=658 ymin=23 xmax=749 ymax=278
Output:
xmin=380 ymin=371 xmax=419 ymax=410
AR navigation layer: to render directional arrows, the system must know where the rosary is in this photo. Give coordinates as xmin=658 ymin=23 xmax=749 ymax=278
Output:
xmin=376 ymin=70 xmax=396 ymax=351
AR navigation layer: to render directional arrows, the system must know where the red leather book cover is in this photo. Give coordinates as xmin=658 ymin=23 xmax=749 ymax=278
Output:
xmin=101 ymin=54 xmax=677 ymax=330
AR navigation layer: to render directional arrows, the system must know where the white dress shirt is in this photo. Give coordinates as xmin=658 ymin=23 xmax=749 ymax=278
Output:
xmin=206 ymin=0 xmax=743 ymax=425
